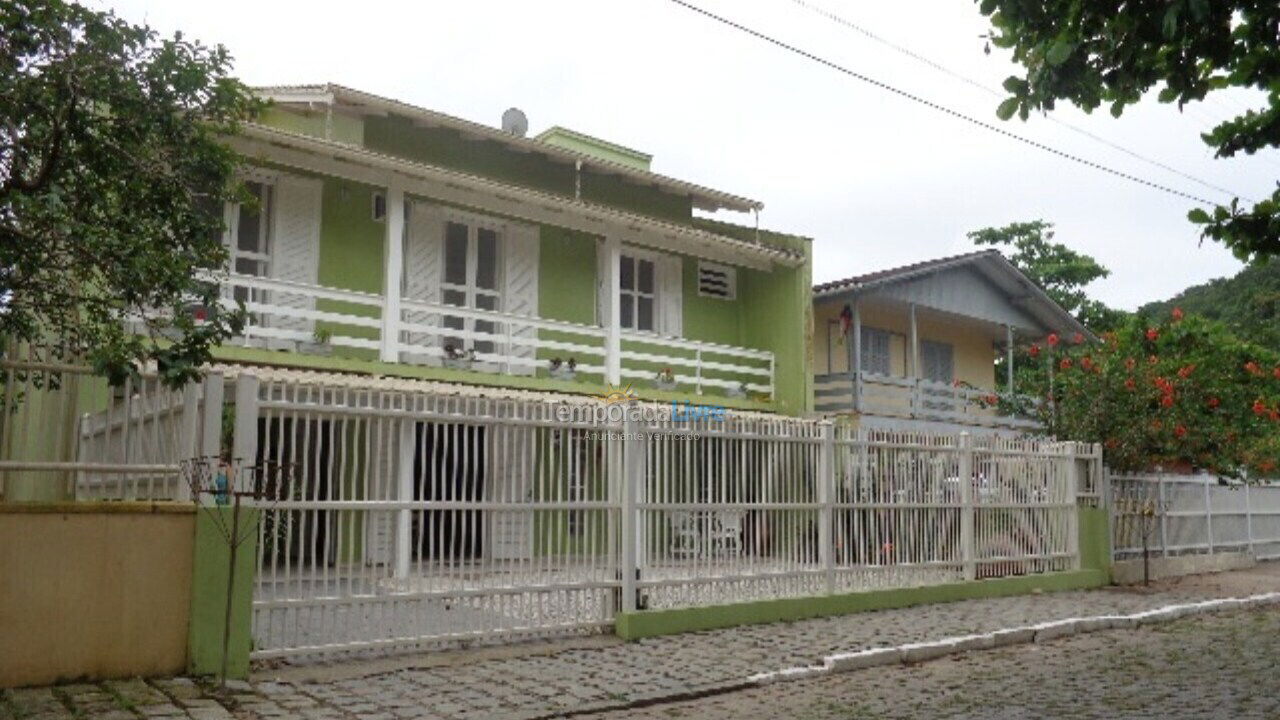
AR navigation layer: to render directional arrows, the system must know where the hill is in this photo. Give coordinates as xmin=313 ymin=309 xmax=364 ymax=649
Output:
xmin=1140 ymin=259 xmax=1280 ymax=351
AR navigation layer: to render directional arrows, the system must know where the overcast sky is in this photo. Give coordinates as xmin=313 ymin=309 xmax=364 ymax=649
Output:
xmin=96 ymin=0 xmax=1279 ymax=310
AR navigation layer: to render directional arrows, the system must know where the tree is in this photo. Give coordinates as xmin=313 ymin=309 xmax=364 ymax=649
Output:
xmin=976 ymin=0 xmax=1280 ymax=263
xmin=1141 ymin=258 xmax=1280 ymax=352
xmin=1 ymin=0 xmax=259 ymax=387
xmin=1043 ymin=310 xmax=1280 ymax=477
xmin=967 ymin=219 xmax=1124 ymax=330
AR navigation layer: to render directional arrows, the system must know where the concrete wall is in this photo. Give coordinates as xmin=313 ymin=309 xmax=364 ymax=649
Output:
xmin=0 ymin=504 xmax=195 ymax=687
xmin=1112 ymin=551 xmax=1255 ymax=585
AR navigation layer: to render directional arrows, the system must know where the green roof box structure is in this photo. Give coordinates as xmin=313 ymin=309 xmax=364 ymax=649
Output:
xmin=535 ymin=126 xmax=653 ymax=171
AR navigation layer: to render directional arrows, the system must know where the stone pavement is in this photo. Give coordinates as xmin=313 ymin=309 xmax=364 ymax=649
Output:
xmin=2 ymin=564 xmax=1276 ymax=720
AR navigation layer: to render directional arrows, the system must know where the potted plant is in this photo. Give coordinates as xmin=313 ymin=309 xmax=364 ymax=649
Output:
xmin=653 ymin=367 xmax=678 ymax=391
xmin=443 ymin=343 xmax=476 ymax=370
xmin=549 ymin=357 xmax=578 ymax=382
xmin=301 ymin=327 xmax=334 ymax=356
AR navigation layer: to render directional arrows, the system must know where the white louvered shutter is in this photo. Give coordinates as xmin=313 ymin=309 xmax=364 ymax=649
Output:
xmin=595 ymin=239 xmax=608 ymax=327
xmin=502 ymin=222 xmax=540 ymax=375
xmin=402 ymin=200 xmax=445 ymax=364
xmin=268 ymin=174 xmax=321 ymax=346
xmin=658 ymin=254 xmax=683 ymax=338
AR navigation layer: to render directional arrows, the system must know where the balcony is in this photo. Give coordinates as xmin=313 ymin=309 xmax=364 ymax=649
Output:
xmin=814 ymin=371 xmax=1042 ymax=431
xmin=218 ymin=273 xmax=775 ymax=402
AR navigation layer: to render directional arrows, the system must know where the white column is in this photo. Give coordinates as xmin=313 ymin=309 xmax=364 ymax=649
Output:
xmin=1245 ymin=482 xmax=1255 ymax=557
xmin=379 ymin=183 xmax=406 ymax=363
xmin=851 ymin=299 xmax=862 ymax=413
xmin=909 ymin=303 xmax=920 ymax=417
xmin=232 ymin=375 xmax=260 ymax=493
xmin=959 ymin=432 xmax=975 ymax=581
xmin=199 ymin=372 xmax=225 ymax=460
xmin=394 ymin=417 xmax=415 ymax=579
xmin=1005 ymin=325 xmax=1015 ymax=394
xmin=1204 ymin=479 xmax=1214 ymax=555
xmin=603 ymin=236 xmax=622 ymax=386
xmin=620 ymin=416 xmax=641 ymax=612
xmin=818 ymin=421 xmax=835 ymax=594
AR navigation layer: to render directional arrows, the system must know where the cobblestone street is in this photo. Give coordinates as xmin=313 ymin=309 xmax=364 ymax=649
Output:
xmin=597 ymin=607 xmax=1280 ymax=719
xmin=2 ymin=565 xmax=1276 ymax=720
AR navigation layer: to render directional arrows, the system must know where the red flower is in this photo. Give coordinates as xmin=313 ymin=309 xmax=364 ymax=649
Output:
xmin=1028 ymin=343 xmax=1041 ymax=358
xmin=1274 ymin=367 xmax=1280 ymax=380
xmin=1174 ymin=424 xmax=1188 ymax=438
xmin=1177 ymin=364 xmax=1196 ymax=379
xmin=1146 ymin=328 xmax=1159 ymax=342
xmin=1148 ymin=355 xmax=1159 ymax=365
xmin=984 ymin=394 xmax=999 ymax=406
xmin=1272 ymin=409 xmax=1280 ymax=423
xmin=1059 ymin=358 xmax=1072 ymax=370
xmin=1171 ymin=307 xmax=1184 ymax=321
xmin=1047 ymin=333 xmax=1060 ymax=347
xmin=1124 ymin=357 xmax=1137 ymax=371
xmin=1154 ymin=376 xmax=1171 ymax=391
xmin=1161 ymin=394 xmax=1175 ymax=408
xmin=1207 ymin=396 xmax=1220 ymax=408
xmin=1245 ymin=361 xmax=1262 ymax=376
xmin=1254 ymin=400 xmax=1268 ymax=416
xmin=1071 ymin=332 xmax=1084 ymax=345
xmin=193 ymin=307 xmax=207 ymax=322
xmin=1105 ymin=438 xmax=1119 ymax=449
xmin=1081 ymin=356 xmax=1094 ymax=371
xmin=1124 ymin=378 xmax=1136 ymax=390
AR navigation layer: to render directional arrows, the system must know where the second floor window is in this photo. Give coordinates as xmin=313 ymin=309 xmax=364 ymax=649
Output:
xmin=442 ymin=219 xmax=502 ymax=355
xmin=921 ymin=340 xmax=955 ymax=384
xmin=229 ymin=180 xmax=273 ymax=310
xmin=859 ymin=327 xmax=892 ymax=375
xmin=619 ymin=253 xmax=656 ymax=332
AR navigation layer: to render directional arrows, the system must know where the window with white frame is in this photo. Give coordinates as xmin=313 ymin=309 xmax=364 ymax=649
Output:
xmin=619 ymin=253 xmax=657 ymax=332
xmin=441 ymin=218 xmax=502 ymax=355
xmin=697 ymin=261 xmax=736 ymax=299
xmin=228 ymin=180 xmax=273 ymax=309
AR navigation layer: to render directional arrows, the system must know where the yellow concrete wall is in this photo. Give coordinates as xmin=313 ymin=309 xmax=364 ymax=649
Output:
xmin=0 ymin=504 xmax=195 ymax=687
xmin=813 ymin=300 xmax=996 ymax=388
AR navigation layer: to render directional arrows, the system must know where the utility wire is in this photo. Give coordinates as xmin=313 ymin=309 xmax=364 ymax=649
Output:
xmin=787 ymin=0 xmax=1254 ymax=202
xmin=666 ymin=0 xmax=1218 ymax=207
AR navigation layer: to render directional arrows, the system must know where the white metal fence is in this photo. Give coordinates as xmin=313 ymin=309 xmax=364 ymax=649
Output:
xmin=230 ymin=373 xmax=1088 ymax=660
xmin=1111 ymin=473 xmax=1280 ymax=562
xmin=0 ymin=347 xmax=221 ymax=502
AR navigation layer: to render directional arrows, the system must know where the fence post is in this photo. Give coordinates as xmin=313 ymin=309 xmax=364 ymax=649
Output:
xmin=1245 ymin=482 xmax=1255 ymax=557
xmin=177 ymin=381 xmax=201 ymax=501
xmin=1204 ymin=478 xmax=1215 ymax=555
xmin=817 ymin=422 xmax=835 ymax=594
xmin=958 ymin=432 xmax=975 ymax=581
xmin=200 ymin=373 xmax=225 ymax=460
xmin=620 ymin=417 xmax=641 ymax=613
xmin=232 ymin=375 xmax=260 ymax=493
xmin=394 ymin=417 xmax=415 ymax=579
xmin=1157 ymin=475 xmax=1169 ymax=558
xmin=1065 ymin=442 xmax=1081 ymax=569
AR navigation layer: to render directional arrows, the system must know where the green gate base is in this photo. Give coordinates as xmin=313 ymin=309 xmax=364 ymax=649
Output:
xmin=615 ymin=569 xmax=1110 ymax=640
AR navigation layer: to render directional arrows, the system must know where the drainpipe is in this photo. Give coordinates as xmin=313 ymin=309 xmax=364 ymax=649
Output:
xmin=575 ymin=160 xmax=582 ymax=201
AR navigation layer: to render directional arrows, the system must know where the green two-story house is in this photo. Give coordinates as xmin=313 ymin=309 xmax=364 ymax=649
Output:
xmin=219 ymin=83 xmax=813 ymax=415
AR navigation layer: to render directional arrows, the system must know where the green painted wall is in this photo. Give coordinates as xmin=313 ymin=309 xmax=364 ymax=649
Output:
xmin=1078 ymin=505 xmax=1112 ymax=578
xmin=314 ymin=176 xmax=385 ymax=362
xmin=259 ymin=106 xmax=364 ymax=146
xmin=188 ymin=505 xmax=259 ymax=679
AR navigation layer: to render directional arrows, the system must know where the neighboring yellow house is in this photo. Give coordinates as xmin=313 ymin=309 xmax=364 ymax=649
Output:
xmin=813 ymin=250 xmax=1089 ymax=434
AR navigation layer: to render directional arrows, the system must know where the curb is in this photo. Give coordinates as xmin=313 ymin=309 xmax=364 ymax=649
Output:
xmin=748 ymin=592 xmax=1280 ymax=686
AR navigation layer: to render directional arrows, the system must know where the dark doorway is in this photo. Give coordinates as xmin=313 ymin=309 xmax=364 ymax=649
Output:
xmin=256 ymin=416 xmax=334 ymax=567
xmin=413 ymin=421 xmax=487 ymax=561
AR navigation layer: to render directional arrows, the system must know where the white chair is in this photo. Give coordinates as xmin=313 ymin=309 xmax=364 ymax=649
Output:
xmin=711 ymin=510 xmax=744 ymax=557
xmin=669 ymin=510 xmax=702 ymax=559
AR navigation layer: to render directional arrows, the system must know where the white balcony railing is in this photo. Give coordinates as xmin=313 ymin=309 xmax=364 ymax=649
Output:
xmin=219 ymin=273 xmax=775 ymax=398
xmin=814 ymin=371 xmax=1041 ymax=430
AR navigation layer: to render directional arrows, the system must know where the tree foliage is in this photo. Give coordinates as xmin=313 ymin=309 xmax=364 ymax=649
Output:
xmin=976 ymin=0 xmax=1280 ymax=262
xmin=1 ymin=0 xmax=258 ymax=386
xmin=1042 ymin=310 xmax=1280 ymax=477
xmin=1141 ymin=258 xmax=1280 ymax=353
xmin=967 ymin=219 xmax=1124 ymax=330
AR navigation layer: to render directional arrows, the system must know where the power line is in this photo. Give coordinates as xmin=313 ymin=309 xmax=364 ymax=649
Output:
xmin=787 ymin=0 xmax=1255 ymax=203
xmin=665 ymin=0 xmax=1218 ymax=207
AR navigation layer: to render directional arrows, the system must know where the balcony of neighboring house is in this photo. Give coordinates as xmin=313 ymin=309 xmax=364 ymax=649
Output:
xmin=200 ymin=86 xmax=813 ymax=414
xmin=810 ymin=251 xmax=1091 ymax=434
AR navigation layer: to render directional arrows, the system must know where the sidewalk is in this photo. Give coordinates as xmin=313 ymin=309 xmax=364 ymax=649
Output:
xmin=4 ymin=564 xmax=1276 ymax=720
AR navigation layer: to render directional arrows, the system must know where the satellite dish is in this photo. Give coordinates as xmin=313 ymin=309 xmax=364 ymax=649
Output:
xmin=501 ymin=107 xmax=528 ymax=137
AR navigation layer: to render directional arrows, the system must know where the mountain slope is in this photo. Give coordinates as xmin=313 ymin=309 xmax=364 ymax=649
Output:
xmin=1141 ymin=259 xmax=1280 ymax=351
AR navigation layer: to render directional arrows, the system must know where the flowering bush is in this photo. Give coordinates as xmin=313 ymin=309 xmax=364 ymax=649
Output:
xmin=1038 ymin=310 xmax=1280 ymax=476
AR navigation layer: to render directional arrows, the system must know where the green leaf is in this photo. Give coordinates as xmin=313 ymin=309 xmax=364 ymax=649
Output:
xmin=1046 ymin=39 xmax=1074 ymax=66
xmin=996 ymin=97 xmax=1020 ymax=121
xmin=1187 ymin=208 xmax=1212 ymax=224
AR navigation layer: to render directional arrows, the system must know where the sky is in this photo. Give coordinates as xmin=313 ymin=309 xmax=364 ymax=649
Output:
xmin=95 ymin=0 xmax=1280 ymax=310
